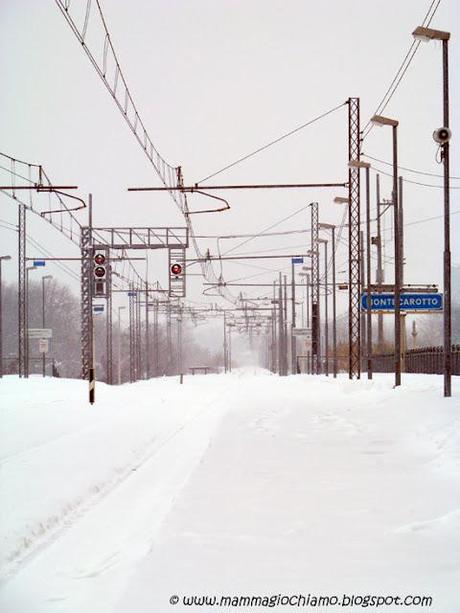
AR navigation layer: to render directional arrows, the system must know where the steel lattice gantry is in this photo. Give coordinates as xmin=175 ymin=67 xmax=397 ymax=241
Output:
xmin=310 ymin=202 xmax=320 ymax=374
xmin=80 ymin=225 xmax=94 ymax=379
xmin=80 ymin=224 xmax=188 ymax=381
xmin=347 ymin=97 xmax=361 ymax=379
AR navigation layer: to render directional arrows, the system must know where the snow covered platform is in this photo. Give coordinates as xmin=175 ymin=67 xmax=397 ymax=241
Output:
xmin=1 ymin=371 xmax=459 ymax=612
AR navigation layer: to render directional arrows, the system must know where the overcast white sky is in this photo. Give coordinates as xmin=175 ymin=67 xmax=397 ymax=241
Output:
xmin=1 ymin=0 xmax=459 ymax=317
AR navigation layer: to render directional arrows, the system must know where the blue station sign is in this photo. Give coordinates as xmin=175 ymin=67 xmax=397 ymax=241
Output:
xmin=361 ymin=293 xmax=443 ymax=312
xmin=292 ymin=257 xmax=304 ymax=264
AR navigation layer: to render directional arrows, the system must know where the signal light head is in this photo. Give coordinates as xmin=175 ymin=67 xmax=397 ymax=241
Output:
xmin=171 ymin=263 xmax=182 ymax=276
xmin=94 ymin=266 xmax=106 ymax=278
xmin=94 ymin=253 xmax=106 ymax=265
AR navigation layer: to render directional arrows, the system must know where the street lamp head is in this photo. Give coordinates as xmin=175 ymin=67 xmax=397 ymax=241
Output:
xmin=0 ymin=255 xmax=12 ymax=261
xmin=26 ymin=265 xmax=37 ymax=272
xmin=302 ymin=265 xmax=312 ymax=271
xmin=314 ymin=238 xmax=328 ymax=244
xmin=348 ymin=159 xmax=371 ymax=169
xmin=319 ymin=222 xmax=335 ymax=230
xmin=371 ymin=114 xmax=399 ymax=128
xmin=43 ymin=274 xmax=53 ymax=281
xmin=412 ymin=26 xmax=450 ymax=42
xmin=333 ymin=196 xmax=349 ymax=204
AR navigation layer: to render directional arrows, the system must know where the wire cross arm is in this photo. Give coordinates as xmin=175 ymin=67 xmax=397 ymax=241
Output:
xmin=184 ymin=189 xmax=230 ymax=215
xmin=39 ymin=189 xmax=87 ymax=216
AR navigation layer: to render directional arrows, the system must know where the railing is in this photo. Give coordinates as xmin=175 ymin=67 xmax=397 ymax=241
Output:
xmin=373 ymin=345 xmax=460 ymax=375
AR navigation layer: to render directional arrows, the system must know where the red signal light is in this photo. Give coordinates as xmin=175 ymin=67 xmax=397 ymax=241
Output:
xmin=94 ymin=253 xmax=106 ymax=265
xmin=171 ymin=263 xmax=182 ymax=276
xmin=94 ymin=266 xmax=106 ymax=278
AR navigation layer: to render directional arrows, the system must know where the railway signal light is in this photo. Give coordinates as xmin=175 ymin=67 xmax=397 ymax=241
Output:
xmin=93 ymin=251 xmax=108 ymax=296
xmin=171 ymin=263 xmax=182 ymax=276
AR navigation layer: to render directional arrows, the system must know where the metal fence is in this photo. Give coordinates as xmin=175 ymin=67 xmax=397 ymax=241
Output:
xmin=373 ymin=345 xmax=460 ymax=375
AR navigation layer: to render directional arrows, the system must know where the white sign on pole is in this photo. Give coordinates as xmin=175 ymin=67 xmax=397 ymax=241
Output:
xmin=28 ymin=328 xmax=53 ymax=339
xmin=38 ymin=339 xmax=49 ymax=354
xmin=292 ymin=327 xmax=312 ymax=340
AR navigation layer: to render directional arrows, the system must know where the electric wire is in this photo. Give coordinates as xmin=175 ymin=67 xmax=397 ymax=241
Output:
xmin=362 ymin=0 xmax=441 ymax=140
xmin=198 ymin=102 xmax=347 ymax=183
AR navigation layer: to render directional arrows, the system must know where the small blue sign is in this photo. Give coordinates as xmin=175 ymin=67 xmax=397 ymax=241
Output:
xmin=292 ymin=257 xmax=304 ymax=264
xmin=127 ymin=291 xmax=136 ymax=297
xmin=361 ymin=293 xmax=443 ymax=312
xmin=93 ymin=305 xmax=104 ymax=313
xmin=33 ymin=260 xmax=46 ymax=267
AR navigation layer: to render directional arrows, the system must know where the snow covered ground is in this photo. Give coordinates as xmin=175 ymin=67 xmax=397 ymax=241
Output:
xmin=0 ymin=370 xmax=459 ymax=612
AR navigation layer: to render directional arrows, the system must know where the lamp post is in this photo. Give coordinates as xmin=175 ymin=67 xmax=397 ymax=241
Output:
xmin=0 ymin=255 xmax=12 ymax=378
xmin=315 ymin=238 xmax=329 ymax=375
xmin=117 ymin=305 xmax=126 ymax=384
xmin=349 ymin=160 xmax=372 ymax=379
xmin=319 ymin=223 xmax=337 ymax=377
xmin=370 ymin=114 xmax=401 ymax=387
xmin=41 ymin=274 xmax=53 ymax=377
xmin=412 ymin=25 xmax=451 ymax=397
xmin=25 ymin=265 xmax=37 ymax=377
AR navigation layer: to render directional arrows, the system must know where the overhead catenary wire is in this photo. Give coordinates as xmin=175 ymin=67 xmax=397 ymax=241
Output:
xmin=362 ymin=0 xmax=441 ymax=140
xmin=362 ymin=153 xmax=460 ymax=180
xmin=198 ymin=102 xmax=347 ymax=183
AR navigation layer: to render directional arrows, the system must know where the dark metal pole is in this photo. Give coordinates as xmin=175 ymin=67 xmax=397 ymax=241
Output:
xmin=154 ymin=298 xmax=159 ymax=376
xmin=442 ymin=38 xmax=451 ymax=397
xmin=291 ymin=261 xmax=296 ymax=374
xmin=332 ymin=229 xmax=337 ymax=377
xmin=223 ymin=310 xmax=227 ymax=372
xmin=324 ymin=242 xmax=329 ymax=376
xmin=393 ymin=125 xmax=401 ymax=386
xmin=278 ymin=274 xmax=284 ymax=376
xmin=284 ymin=274 xmax=288 ymax=375
xmin=0 ymin=261 xmax=3 ymax=378
xmin=145 ymin=281 xmax=150 ymax=379
xmin=399 ymin=176 xmax=406 ymax=374
xmin=366 ymin=167 xmax=372 ymax=379
xmin=376 ymin=174 xmax=384 ymax=350
xmin=360 ymin=230 xmax=366 ymax=372
xmin=42 ymin=277 xmax=46 ymax=377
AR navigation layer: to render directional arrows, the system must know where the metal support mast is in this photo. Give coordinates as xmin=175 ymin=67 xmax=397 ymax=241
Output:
xmin=18 ymin=203 xmax=26 ymax=377
xmin=347 ymin=97 xmax=361 ymax=378
xmin=106 ymin=252 xmax=113 ymax=384
xmin=129 ymin=286 xmax=135 ymax=383
xmin=80 ymin=196 xmax=93 ymax=380
xmin=310 ymin=202 xmax=320 ymax=374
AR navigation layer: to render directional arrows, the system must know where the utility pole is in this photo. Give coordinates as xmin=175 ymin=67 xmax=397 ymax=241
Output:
xmin=291 ymin=260 xmax=296 ymax=374
xmin=87 ymin=195 xmax=95 ymax=403
xmin=41 ymin=275 xmax=53 ymax=376
xmin=177 ymin=304 xmax=183 ymax=376
xmin=25 ymin=265 xmax=37 ymax=377
xmin=136 ymin=285 xmax=142 ymax=378
xmin=278 ymin=274 xmax=284 ymax=376
xmin=283 ymin=275 xmax=288 ymax=375
xmin=365 ymin=165 xmax=372 ymax=379
xmin=166 ymin=300 xmax=172 ymax=375
xmin=129 ymin=285 xmax=135 ymax=383
xmin=310 ymin=202 xmax=320 ymax=374
xmin=360 ymin=230 xmax=366 ymax=372
xmin=18 ymin=203 xmax=26 ymax=377
xmin=117 ymin=305 xmax=126 ymax=384
xmin=0 ymin=256 xmax=12 ymax=378
xmin=145 ymin=281 xmax=150 ymax=379
xmin=106 ymin=253 xmax=113 ymax=385
xmin=223 ymin=310 xmax=227 ymax=372
xmin=375 ymin=174 xmax=384 ymax=350
xmin=399 ymin=176 xmax=406 ymax=374
xmin=153 ymin=298 xmax=159 ymax=376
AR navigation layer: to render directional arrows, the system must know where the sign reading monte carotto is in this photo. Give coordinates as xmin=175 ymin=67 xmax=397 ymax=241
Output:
xmin=361 ymin=293 xmax=443 ymax=312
